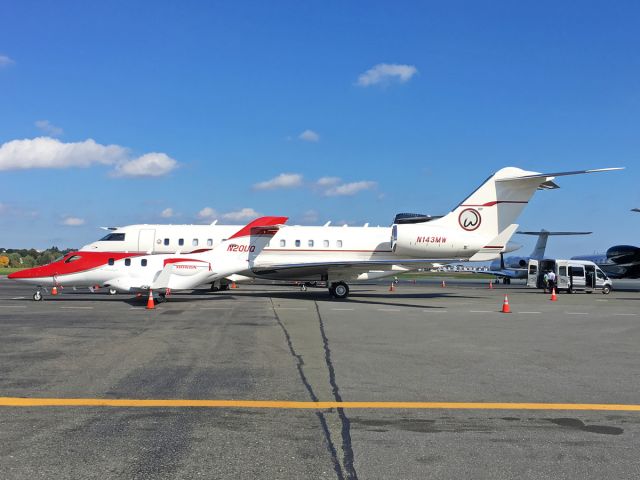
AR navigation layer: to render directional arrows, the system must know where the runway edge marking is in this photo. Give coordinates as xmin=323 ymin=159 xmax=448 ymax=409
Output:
xmin=1 ymin=398 xmax=640 ymax=411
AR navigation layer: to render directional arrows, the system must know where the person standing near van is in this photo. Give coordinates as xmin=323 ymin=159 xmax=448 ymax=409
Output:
xmin=547 ymin=270 xmax=557 ymax=292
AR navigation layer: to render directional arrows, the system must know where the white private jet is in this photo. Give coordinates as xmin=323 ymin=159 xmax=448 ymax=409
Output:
xmin=11 ymin=166 xmax=622 ymax=300
xmin=10 ymin=217 xmax=287 ymax=301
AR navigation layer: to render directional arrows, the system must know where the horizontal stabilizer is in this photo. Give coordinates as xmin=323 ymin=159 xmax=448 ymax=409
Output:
xmin=496 ymin=167 xmax=624 ymax=182
xmin=468 ymin=224 xmax=519 ymax=262
xmin=517 ymin=230 xmax=591 ymax=236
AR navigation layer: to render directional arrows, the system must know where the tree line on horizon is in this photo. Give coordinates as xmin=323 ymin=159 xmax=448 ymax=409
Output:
xmin=0 ymin=247 xmax=75 ymax=269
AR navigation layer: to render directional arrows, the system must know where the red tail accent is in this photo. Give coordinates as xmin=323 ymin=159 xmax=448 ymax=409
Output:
xmin=228 ymin=216 xmax=288 ymax=239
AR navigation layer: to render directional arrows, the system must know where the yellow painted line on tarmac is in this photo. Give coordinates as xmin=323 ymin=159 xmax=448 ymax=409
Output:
xmin=1 ymin=397 xmax=640 ymax=411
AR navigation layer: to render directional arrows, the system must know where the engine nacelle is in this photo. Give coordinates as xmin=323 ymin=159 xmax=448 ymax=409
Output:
xmin=607 ymin=245 xmax=640 ymax=264
xmin=391 ymin=223 xmax=477 ymax=258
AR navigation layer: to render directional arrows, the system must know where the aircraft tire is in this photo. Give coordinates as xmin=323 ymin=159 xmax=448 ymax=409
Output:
xmin=33 ymin=291 xmax=43 ymax=301
xmin=157 ymin=294 xmax=167 ymax=304
xmin=331 ymin=282 xmax=349 ymax=299
xmin=108 ymin=288 xmax=117 ymax=295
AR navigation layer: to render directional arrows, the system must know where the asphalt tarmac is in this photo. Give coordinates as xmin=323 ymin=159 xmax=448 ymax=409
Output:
xmin=1 ymin=276 xmax=639 ymax=479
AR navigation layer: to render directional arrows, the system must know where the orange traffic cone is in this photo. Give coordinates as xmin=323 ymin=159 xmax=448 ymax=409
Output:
xmin=441 ymin=280 xmax=446 ymax=288
xmin=51 ymin=285 xmax=58 ymax=295
xmin=550 ymin=288 xmax=557 ymax=301
xmin=389 ymin=282 xmax=395 ymax=292
xmin=231 ymin=281 xmax=238 ymax=289
xmin=146 ymin=290 xmax=155 ymax=310
xmin=501 ymin=294 xmax=511 ymax=313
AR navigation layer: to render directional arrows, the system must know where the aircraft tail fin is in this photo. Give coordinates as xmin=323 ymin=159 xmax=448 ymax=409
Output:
xmin=436 ymin=167 xmax=622 ymax=242
xmin=214 ymin=216 xmax=288 ymax=266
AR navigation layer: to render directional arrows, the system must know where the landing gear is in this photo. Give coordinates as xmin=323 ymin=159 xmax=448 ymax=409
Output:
xmin=329 ymin=281 xmax=349 ymax=299
xmin=300 ymin=284 xmax=307 ymax=292
xmin=156 ymin=293 xmax=167 ymax=304
xmin=108 ymin=288 xmax=117 ymax=296
xmin=33 ymin=290 xmax=43 ymax=301
xmin=210 ymin=284 xmax=219 ymax=292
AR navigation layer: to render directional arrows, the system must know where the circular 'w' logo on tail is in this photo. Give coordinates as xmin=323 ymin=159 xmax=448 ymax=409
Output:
xmin=458 ymin=209 xmax=481 ymax=231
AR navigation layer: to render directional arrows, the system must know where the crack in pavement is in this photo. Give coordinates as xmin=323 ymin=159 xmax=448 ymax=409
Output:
xmin=271 ymin=298 xmax=358 ymax=480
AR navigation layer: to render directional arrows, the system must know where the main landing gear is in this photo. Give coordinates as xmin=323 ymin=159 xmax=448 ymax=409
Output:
xmin=33 ymin=290 xmax=43 ymax=301
xmin=329 ymin=281 xmax=349 ymax=299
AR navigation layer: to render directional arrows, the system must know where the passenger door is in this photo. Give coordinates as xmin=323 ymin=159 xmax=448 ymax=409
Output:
xmin=138 ymin=229 xmax=156 ymax=253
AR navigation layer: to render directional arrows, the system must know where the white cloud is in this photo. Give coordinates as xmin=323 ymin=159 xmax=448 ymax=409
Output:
xmin=62 ymin=216 xmax=85 ymax=226
xmin=298 ymin=129 xmax=320 ymax=142
xmin=222 ymin=208 xmax=262 ymax=221
xmin=0 ymin=55 xmax=14 ymax=67
xmin=324 ymin=181 xmax=377 ymax=196
xmin=253 ymin=173 xmax=303 ymax=190
xmin=161 ymin=208 xmax=175 ymax=218
xmin=35 ymin=120 xmax=63 ymax=137
xmin=356 ymin=63 xmax=418 ymax=87
xmin=110 ymin=152 xmax=178 ymax=178
xmin=197 ymin=207 xmax=218 ymax=219
xmin=316 ymin=176 xmax=341 ymax=186
xmin=301 ymin=209 xmax=320 ymax=223
xmin=0 ymin=137 xmax=178 ymax=178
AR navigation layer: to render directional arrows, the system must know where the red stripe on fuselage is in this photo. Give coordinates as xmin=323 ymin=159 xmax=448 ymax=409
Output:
xmin=461 ymin=201 xmax=529 ymax=207
xmin=163 ymin=258 xmax=209 ymax=267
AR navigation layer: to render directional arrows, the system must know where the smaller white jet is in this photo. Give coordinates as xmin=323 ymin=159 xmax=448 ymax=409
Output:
xmin=9 ymin=217 xmax=288 ymax=302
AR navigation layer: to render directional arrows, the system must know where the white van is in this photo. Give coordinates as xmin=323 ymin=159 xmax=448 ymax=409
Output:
xmin=527 ymin=259 xmax=612 ymax=294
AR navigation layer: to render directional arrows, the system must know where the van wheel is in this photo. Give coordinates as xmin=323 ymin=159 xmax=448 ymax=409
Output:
xmin=602 ymin=285 xmax=611 ymax=295
xmin=567 ymin=285 xmax=573 ymax=294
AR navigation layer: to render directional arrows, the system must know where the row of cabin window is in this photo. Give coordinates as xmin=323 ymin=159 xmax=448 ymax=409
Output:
xmin=162 ymin=238 xmax=215 ymax=247
xmin=276 ymin=239 xmax=343 ymax=248
xmin=158 ymin=238 xmax=344 ymax=248
xmin=107 ymin=258 xmax=147 ymax=266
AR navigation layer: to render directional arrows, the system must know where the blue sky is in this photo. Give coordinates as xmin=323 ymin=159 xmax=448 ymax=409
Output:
xmin=1 ymin=1 xmax=638 ymax=257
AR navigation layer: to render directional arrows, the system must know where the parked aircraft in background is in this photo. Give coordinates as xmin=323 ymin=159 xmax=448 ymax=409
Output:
xmin=10 ymin=166 xmax=622 ymax=299
xmin=571 ymin=209 xmax=639 ymax=278
xmin=487 ymin=229 xmax=591 ymax=284
xmin=9 ymin=217 xmax=288 ymax=301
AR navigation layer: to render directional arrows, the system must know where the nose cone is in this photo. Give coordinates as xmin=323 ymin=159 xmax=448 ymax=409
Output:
xmin=7 ymin=265 xmax=56 ymax=280
xmin=503 ymin=242 xmax=522 ymax=254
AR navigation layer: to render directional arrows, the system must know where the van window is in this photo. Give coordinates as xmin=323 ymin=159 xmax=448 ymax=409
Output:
xmin=559 ymin=266 xmax=567 ymax=276
xmin=207 ymin=239 xmax=213 ymax=247
xmin=596 ymin=269 xmax=606 ymax=280
xmin=280 ymin=239 xmax=286 ymax=247
xmin=568 ymin=266 xmax=584 ymax=277
xmin=192 ymin=239 xmax=198 ymax=247
xmin=529 ymin=264 xmax=537 ymax=275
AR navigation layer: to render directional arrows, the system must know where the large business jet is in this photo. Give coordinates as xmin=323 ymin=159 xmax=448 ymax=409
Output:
xmin=10 ymin=166 xmax=621 ymax=300
xmin=486 ymin=229 xmax=591 ymax=284
xmin=9 ymin=217 xmax=287 ymax=301
xmin=571 ymin=209 xmax=639 ymax=278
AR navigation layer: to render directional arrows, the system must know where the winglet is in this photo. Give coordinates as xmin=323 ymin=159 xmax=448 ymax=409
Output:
xmin=228 ymin=216 xmax=288 ymax=239
xmin=469 ymin=224 xmax=519 ymax=262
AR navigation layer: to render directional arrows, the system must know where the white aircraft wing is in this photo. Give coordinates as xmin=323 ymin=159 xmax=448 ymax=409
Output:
xmin=252 ymin=258 xmax=450 ymax=276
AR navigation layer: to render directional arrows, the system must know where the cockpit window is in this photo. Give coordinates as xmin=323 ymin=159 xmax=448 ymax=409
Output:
xmin=64 ymin=255 xmax=82 ymax=263
xmin=99 ymin=233 xmax=125 ymax=241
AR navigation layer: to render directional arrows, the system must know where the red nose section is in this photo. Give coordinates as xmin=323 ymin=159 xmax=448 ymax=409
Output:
xmin=7 ymin=252 xmax=141 ymax=280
